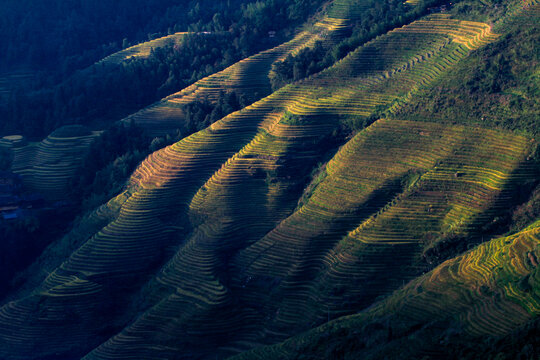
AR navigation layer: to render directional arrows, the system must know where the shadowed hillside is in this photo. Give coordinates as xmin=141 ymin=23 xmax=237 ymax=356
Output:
xmin=3 ymin=126 xmax=98 ymax=201
xmin=0 ymin=0 xmax=538 ymax=359
xmin=232 ymin=220 xmax=540 ymax=359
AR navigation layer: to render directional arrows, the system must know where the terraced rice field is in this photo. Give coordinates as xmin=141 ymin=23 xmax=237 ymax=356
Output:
xmin=4 ymin=129 xmax=97 ymax=200
xmin=230 ymin=118 xmax=535 ymax=341
xmin=386 ymin=221 xmax=540 ymax=337
xmin=121 ymin=6 xmax=354 ymax=136
xmin=327 ymin=0 xmax=373 ymax=20
xmin=231 ymin=221 xmax=540 ymax=359
xmin=79 ymin=15 xmax=523 ymax=358
xmin=98 ymin=32 xmax=188 ymax=65
xmin=0 ymin=6 xmax=535 ymax=360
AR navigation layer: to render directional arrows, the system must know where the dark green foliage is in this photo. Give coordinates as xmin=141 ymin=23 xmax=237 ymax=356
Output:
xmin=465 ymin=30 xmax=537 ymax=95
xmin=0 ymin=0 xmax=250 ymax=74
xmin=331 ymin=0 xmax=412 ymax=61
xmin=280 ymin=111 xmax=305 ymax=125
xmin=447 ymin=0 xmax=519 ymax=23
xmin=184 ymin=91 xmax=249 ymax=132
xmin=296 ymin=161 xmax=328 ymax=210
xmin=0 ymin=0 xmax=326 ymax=139
xmin=0 ymin=33 xmax=248 ymax=138
xmin=394 ymin=21 xmax=540 ymax=138
xmin=70 ymin=122 xmax=149 ymax=211
xmin=271 ymin=41 xmax=332 ymax=90
xmin=270 ymin=0 xmax=455 ymax=89
xmin=511 ymin=184 xmax=540 ymax=232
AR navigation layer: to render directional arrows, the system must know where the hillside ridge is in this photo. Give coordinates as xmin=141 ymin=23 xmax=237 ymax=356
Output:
xmin=0 ymin=1 xmax=538 ymax=359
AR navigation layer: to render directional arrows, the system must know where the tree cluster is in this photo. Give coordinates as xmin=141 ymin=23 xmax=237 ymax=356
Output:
xmin=0 ymin=0 xmax=251 ymax=76
xmin=184 ymin=91 xmax=249 ymax=133
xmin=271 ymin=41 xmax=331 ymax=90
xmin=270 ymin=0 xmax=452 ymax=89
xmin=69 ymin=122 xmax=149 ymax=211
xmin=0 ymin=0 xmax=326 ymax=139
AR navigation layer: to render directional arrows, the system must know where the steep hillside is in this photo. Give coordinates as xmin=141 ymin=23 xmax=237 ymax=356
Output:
xmin=233 ymin=220 xmax=540 ymax=359
xmin=393 ymin=1 xmax=540 ymax=138
xmin=121 ymin=10 xmax=350 ymax=136
xmin=0 ymin=0 xmax=538 ymax=359
xmin=98 ymin=32 xmax=188 ymax=65
xmin=1 ymin=125 xmax=98 ymax=201
xmin=0 ymin=0 xmax=327 ymax=138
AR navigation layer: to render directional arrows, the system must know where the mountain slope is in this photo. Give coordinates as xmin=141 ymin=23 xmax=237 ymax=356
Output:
xmin=392 ymin=1 xmax=540 ymax=137
xmin=1 ymin=125 xmax=98 ymax=201
xmin=98 ymin=32 xmax=188 ymax=66
xmin=80 ymin=11 xmax=526 ymax=360
xmin=121 ymin=9 xmax=350 ymax=136
xmin=232 ymin=220 xmax=540 ymax=359
xmin=0 ymin=1 xmax=538 ymax=359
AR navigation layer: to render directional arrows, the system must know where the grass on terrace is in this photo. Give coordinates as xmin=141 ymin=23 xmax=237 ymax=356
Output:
xmin=3 ymin=125 xmax=97 ymax=201
xmin=70 ymin=13 xmax=511 ymax=359
xmin=231 ymin=221 xmax=540 ymax=359
xmin=231 ymin=117 xmax=535 ymax=343
xmin=98 ymin=32 xmax=188 ymax=65
xmin=0 ymin=4 xmax=535 ymax=360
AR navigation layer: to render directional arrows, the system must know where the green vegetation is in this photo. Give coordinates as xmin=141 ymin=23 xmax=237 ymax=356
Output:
xmin=69 ymin=122 xmax=149 ymax=212
xmin=510 ymin=184 xmax=540 ymax=232
xmin=280 ymin=111 xmax=305 ymax=124
xmin=270 ymin=0 xmax=460 ymax=89
xmin=271 ymin=41 xmax=332 ymax=89
xmin=393 ymin=14 xmax=540 ymax=139
xmin=122 ymin=11 xmax=347 ymax=137
xmin=233 ymin=222 xmax=540 ymax=360
xmin=0 ymin=0 xmax=327 ymax=138
xmin=0 ymin=0 xmax=538 ymax=359
xmin=183 ymin=91 xmax=249 ymax=132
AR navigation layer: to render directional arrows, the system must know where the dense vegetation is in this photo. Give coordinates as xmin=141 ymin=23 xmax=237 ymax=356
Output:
xmin=393 ymin=16 xmax=540 ymax=139
xmin=183 ymin=91 xmax=249 ymax=132
xmin=69 ymin=122 xmax=149 ymax=211
xmin=0 ymin=0 xmax=538 ymax=359
xmin=0 ymin=0 xmax=248 ymax=75
xmin=270 ymin=0 xmax=451 ymax=89
xmin=271 ymin=41 xmax=332 ymax=90
xmin=0 ymin=0 xmax=325 ymax=138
